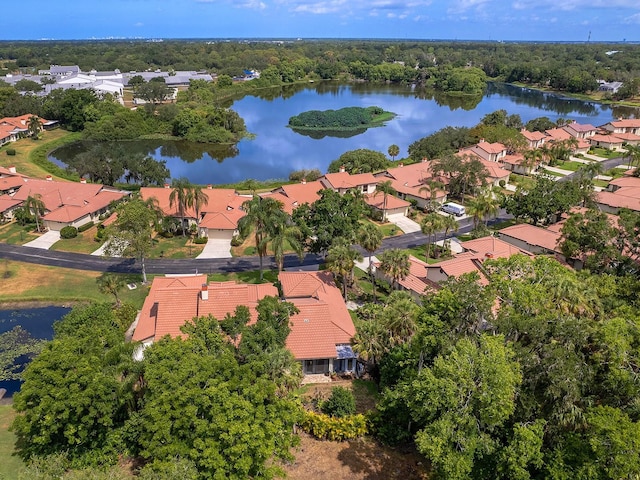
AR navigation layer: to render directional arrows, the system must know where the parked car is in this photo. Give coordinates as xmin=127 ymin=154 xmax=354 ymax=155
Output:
xmin=441 ymin=202 xmax=465 ymax=217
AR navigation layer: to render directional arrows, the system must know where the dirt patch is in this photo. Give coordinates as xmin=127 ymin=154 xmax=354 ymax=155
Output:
xmin=283 ymin=432 xmax=429 ymax=480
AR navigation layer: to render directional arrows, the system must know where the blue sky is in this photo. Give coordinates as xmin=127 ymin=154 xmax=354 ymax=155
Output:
xmin=5 ymin=0 xmax=640 ymax=42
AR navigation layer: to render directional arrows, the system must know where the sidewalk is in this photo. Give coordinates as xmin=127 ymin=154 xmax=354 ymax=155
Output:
xmin=23 ymin=230 xmax=60 ymax=250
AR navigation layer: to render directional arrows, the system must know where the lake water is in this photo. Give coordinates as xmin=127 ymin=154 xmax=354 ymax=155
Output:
xmin=0 ymin=306 xmax=70 ymax=398
xmin=50 ymin=82 xmax=639 ymax=185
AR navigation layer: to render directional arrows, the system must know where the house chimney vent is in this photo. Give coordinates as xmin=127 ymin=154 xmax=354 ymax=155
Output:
xmin=46 ymin=175 xmax=52 ymax=181
xmin=339 ymin=165 xmax=346 ymax=173
xmin=7 ymin=166 xmax=16 ymax=174
xmin=80 ymin=178 xmax=87 ymax=184
xmin=164 ymin=183 xmax=170 ymax=189
xmin=201 ymin=284 xmax=209 ymax=301
xmin=301 ymin=178 xmax=306 ymax=184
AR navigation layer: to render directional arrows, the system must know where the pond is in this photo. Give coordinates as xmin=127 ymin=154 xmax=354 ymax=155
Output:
xmin=50 ymin=82 xmax=639 ymax=185
xmin=0 ymin=306 xmax=70 ymax=398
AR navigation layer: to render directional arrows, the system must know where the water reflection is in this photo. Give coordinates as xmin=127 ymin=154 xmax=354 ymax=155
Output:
xmin=50 ymin=82 xmax=638 ymax=185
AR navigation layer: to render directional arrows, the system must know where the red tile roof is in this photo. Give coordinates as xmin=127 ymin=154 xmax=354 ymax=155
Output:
xmin=520 ymin=129 xmax=547 ymax=142
xmin=321 ymin=172 xmax=377 ymax=190
xmin=590 ymin=133 xmax=624 ymax=144
xmin=475 ymin=141 xmax=506 ymax=154
xmin=140 ymin=186 xmax=241 ymax=220
xmin=0 ymin=196 xmax=21 ymax=213
xmin=499 ymin=224 xmax=562 ymax=252
xmin=606 ymin=119 xmax=640 ymax=129
xmin=364 ymin=192 xmax=410 ymax=210
xmin=596 ymin=189 xmax=640 ymax=212
xmin=460 ymin=236 xmax=531 ymax=259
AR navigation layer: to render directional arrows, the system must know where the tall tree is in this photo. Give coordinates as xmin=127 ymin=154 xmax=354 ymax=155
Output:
xmin=378 ymin=248 xmax=410 ymax=290
xmin=169 ymin=177 xmax=193 ymax=237
xmin=326 ymin=239 xmax=362 ymax=300
xmin=357 ymin=223 xmax=383 ymax=300
xmin=25 ymin=194 xmax=46 ymax=233
xmin=238 ymin=196 xmax=285 ymax=280
xmin=388 ymin=144 xmax=400 ymax=160
xmin=269 ymin=214 xmax=304 ymax=272
xmin=421 ymin=212 xmax=445 ymax=259
xmin=27 ymin=115 xmax=42 ymax=139
xmin=191 ymin=184 xmax=209 ymax=231
xmin=103 ymin=199 xmax=158 ymax=283
xmin=96 ymin=273 xmax=125 ymax=307
xmin=375 ymin=179 xmax=397 ymax=222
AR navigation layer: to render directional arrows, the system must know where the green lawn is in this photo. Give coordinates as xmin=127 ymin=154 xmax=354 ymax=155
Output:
xmin=405 ymin=244 xmax=452 ymax=264
xmin=540 ymin=168 xmax=565 ymax=177
xmin=0 ymin=260 xmax=149 ymax=308
xmin=149 ymin=235 xmax=205 ymax=259
xmin=51 ymin=229 xmax=102 ymax=254
xmin=588 ymin=148 xmax=619 ymax=159
xmin=555 ymin=160 xmax=589 ymax=172
xmin=509 ymin=173 xmax=536 ymax=190
xmin=0 ymin=222 xmax=38 ymax=245
xmin=208 ymin=269 xmax=279 ymax=284
xmin=0 ymin=406 xmax=24 ymax=479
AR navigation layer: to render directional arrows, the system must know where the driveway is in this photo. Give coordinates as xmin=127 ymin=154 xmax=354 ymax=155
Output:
xmin=23 ymin=230 xmax=61 ymax=250
xmin=196 ymin=238 xmax=232 ymax=259
xmin=387 ymin=214 xmax=421 ymax=234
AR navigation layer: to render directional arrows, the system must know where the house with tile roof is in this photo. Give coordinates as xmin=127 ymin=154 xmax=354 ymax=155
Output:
xmin=498 ymin=224 xmax=563 ymax=256
xmin=607 ymin=176 xmax=640 ymax=193
xmin=374 ymin=161 xmax=448 ymax=210
xmin=0 ymin=114 xmax=56 ymax=144
xmin=10 ymin=177 xmax=127 ymax=231
xmin=589 ymin=133 xmax=625 ymax=151
xmin=374 ymin=255 xmax=438 ymax=300
xmin=269 ymin=180 xmax=324 ymax=214
xmin=544 ymin=128 xmax=591 ymax=154
xmin=595 ymin=188 xmax=640 ymax=214
xmin=600 ymin=119 xmax=640 ymax=136
xmin=464 ymin=140 xmax=507 ymax=162
xmin=520 ymin=129 xmax=547 ymax=149
xmin=563 ymin=122 xmax=598 ymax=139
xmin=319 ymin=171 xmax=378 ymax=195
xmin=131 ymin=271 xmax=357 ymax=375
xmin=140 ymin=185 xmax=246 ymax=240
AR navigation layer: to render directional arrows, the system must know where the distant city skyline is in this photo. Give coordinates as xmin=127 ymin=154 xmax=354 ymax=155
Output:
xmin=3 ymin=0 xmax=640 ymax=42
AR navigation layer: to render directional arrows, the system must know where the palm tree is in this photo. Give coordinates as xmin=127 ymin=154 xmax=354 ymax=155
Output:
xmin=388 ymin=144 xmax=400 ymax=161
xmin=270 ymin=214 xmax=304 ymax=272
xmin=326 ymin=240 xmax=362 ymax=300
xmin=467 ymin=188 xmax=500 ymax=228
xmin=441 ymin=214 xmax=459 ymax=254
xmin=96 ymin=273 xmax=125 ymax=307
xmin=357 ymin=223 xmax=383 ymax=301
xmin=374 ymin=180 xmax=396 ymax=222
xmin=418 ymin=179 xmax=445 ymax=212
xmin=420 ymin=212 xmax=444 ymax=260
xmin=191 ymin=184 xmax=209 ymax=232
xmin=625 ymin=144 xmax=640 ymax=169
xmin=522 ymin=149 xmax=543 ymax=174
xmin=238 ymin=196 xmax=285 ymax=281
xmin=383 ymin=291 xmax=420 ymax=346
xmin=25 ymin=194 xmax=46 ymax=233
xmin=27 ymin=115 xmax=42 ymax=140
xmin=378 ymin=248 xmax=410 ymax=290
xmin=169 ymin=177 xmax=193 ymax=237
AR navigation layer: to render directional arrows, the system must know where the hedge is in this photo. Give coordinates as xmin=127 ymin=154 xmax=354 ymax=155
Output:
xmin=299 ymin=410 xmax=368 ymax=441
xmin=77 ymin=221 xmax=95 ymax=233
xmin=193 ymin=236 xmax=208 ymax=244
xmin=60 ymin=226 xmax=78 ymax=239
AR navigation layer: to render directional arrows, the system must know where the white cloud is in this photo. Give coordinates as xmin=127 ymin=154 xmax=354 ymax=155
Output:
xmin=447 ymin=0 xmax=490 ymax=14
xmin=513 ymin=0 xmax=640 ymax=10
xmin=623 ymin=12 xmax=640 ymax=23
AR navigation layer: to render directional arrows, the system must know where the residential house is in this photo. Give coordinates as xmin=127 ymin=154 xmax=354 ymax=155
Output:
xmin=588 ymin=133 xmax=625 ymax=151
xmin=600 ymin=119 xmax=640 ymax=136
xmin=498 ymin=224 xmax=563 ymax=256
xmin=374 ymin=255 xmax=437 ymax=300
xmin=131 ymin=271 xmax=357 ymax=376
xmin=563 ymin=122 xmax=598 ymax=139
xmin=280 ymin=271 xmax=357 ymax=375
xmin=0 ymin=114 xmax=56 ymax=144
xmin=319 ymin=171 xmax=378 ymax=195
xmin=424 ymin=253 xmax=490 ymax=286
xmin=375 ymin=161 xmax=448 ymax=210
xmin=520 ymin=129 xmax=547 ymax=149
xmin=11 ymin=177 xmax=127 ymax=231
xmin=464 ymin=140 xmax=507 ymax=162
xmin=606 ymin=176 xmax=640 ymax=193
xmin=500 ymin=153 xmax=534 ymax=175
xmin=595 ymin=188 xmax=640 ymax=214
xmin=364 ymin=192 xmax=410 ymax=219
xmin=268 ymin=180 xmax=324 ymax=214
xmin=0 ymin=196 xmax=22 ymax=221
xmin=139 ymin=186 xmax=246 ymax=240
xmin=545 ymin=127 xmax=591 ymax=153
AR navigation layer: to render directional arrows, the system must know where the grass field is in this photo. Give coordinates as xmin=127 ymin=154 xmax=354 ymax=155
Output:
xmin=0 ymin=260 xmax=149 ymax=308
xmin=0 ymin=406 xmax=25 ymax=479
xmin=0 ymin=222 xmax=38 ymax=245
xmin=50 ymin=225 xmax=103 ymax=254
xmin=0 ymin=129 xmax=80 ymax=179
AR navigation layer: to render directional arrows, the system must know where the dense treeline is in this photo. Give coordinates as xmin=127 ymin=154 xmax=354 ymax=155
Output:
xmin=12 ymin=300 xmax=302 ymax=478
xmin=2 ymin=40 xmax=640 ymax=96
xmin=355 ymin=256 xmax=640 ymax=479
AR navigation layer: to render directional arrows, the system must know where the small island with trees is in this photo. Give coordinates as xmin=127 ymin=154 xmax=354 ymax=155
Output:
xmin=288 ymin=106 xmax=396 ymax=136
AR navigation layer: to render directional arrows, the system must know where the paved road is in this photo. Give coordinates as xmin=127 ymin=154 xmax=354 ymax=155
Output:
xmin=0 ymin=212 xmax=495 ymax=275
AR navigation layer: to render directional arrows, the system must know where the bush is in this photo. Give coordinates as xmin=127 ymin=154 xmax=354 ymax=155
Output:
xmin=321 ymin=386 xmax=356 ymax=418
xmin=231 ymin=236 xmax=243 ymax=247
xmin=300 ymin=410 xmax=367 ymax=441
xmin=60 ymin=226 xmax=78 ymax=239
xmin=498 ymin=179 xmax=506 ymax=188
xmin=6 ymin=148 xmax=16 ymax=156
xmin=193 ymin=236 xmax=208 ymax=244
xmin=77 ymin=221 xmax=94 ymax=233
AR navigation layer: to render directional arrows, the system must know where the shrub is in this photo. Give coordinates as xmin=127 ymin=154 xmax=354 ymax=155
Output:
xmin=193 ymin=236 xmax=208 ymax=244
xmin=77 ymin=221 xmax=94 ymax=233
xmin=231 ymin=236 xmax=243 ymax=247
xmin=321 ymin=386 xmax=356 ymax=418
xmin=6 ymin=148 xmax=16 ymax=156
xmin=60 ymin=226 xmax=78 ymax=239
xmin=300 ymin=410 xmax=367 ymax=441
xmin=498 ymin=179 xmax=506 ymax=188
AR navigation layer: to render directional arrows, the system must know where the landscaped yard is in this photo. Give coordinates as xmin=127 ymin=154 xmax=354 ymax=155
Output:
xmin=149 ymin=234 xmax=205 ymax=259
xmin=588 ymin=147 xmax=622 ymax=159
xmin=50 ymin=225 xmax=103 ymax=254
xmin=555 ymin=160 xmax=590 ymax=172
